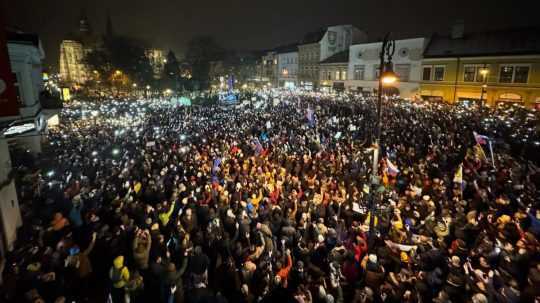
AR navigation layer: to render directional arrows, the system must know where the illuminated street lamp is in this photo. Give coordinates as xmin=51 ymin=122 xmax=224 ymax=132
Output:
xmin=115 ymin=70 xmax=122 ymax=75
xmin=146 ymin=85 xmax=151 ymax=90
xmin=132 ymin=83 xmax=137 ymax=88
xmin=367 ymin=32 xmax=398 ymax=251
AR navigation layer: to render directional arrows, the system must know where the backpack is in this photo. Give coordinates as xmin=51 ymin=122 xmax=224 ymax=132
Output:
xmin=111 ymin=266 xmax=125 ymax=284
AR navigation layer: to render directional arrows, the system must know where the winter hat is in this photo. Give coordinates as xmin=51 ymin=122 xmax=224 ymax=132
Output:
xmin=113 ymin=255 xmax=124 ymax=269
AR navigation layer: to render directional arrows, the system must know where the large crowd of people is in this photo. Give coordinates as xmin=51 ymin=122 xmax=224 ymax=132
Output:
xmin=1 ymin=92 xmax=539 ymax=303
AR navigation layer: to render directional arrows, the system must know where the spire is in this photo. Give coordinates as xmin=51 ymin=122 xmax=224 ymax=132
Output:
xmin=79 ymin=8 xmax=91 ymax=33
xmin=106 ymin=12 xmax=114 ymax=37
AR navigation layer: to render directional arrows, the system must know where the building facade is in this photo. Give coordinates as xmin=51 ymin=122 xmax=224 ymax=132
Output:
xmin=420 ymin=28 xmax=540 ymax=108
xmin=319 ymin=50 xmax=349 ymax=92
xmin=276 ymin=44 xmax=298 ymax=88
xmin=59 ymin=12 xmax=100 ymax=86
xmin=59 ymin=40 xmax=88 ymax=85
xmin=346 ymin=37 xmax=426 ymax=98
xmin=298 ymin=25 xmax=367 ymax=90
xmin=259 ymin=51 xmax=278 ymax=86
xmin=1 ymin=30 xmax=52 ymax=255
xmin=145 ymin=48 xmax=165 ymax=79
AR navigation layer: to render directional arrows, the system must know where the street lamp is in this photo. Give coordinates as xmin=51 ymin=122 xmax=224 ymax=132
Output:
xmin=479 ymin=66 xmax=489 ymax=111
xmin=367 ymin=33 xmax=397 ymax=251
xmin=115 ymin=70 xmax=122 ymax=75
xmin=132 ymin=83 xmax=137 ymax=88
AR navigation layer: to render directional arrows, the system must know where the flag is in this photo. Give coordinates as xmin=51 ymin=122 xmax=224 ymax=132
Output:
xmin=386 ymin=159 xmax=399 ymax=176
xmin=473 ymin=131 xmax=489 ymax=145
xmin=453 ymin=164 xmax=463 ymax=184
xmin=253 ymin=139 xmax=263 ymax=155
xmin=306 ymin=107 xmax=315 ymax=126
xmin=212 ymin=157 xmax=222 ymax=173
xmin=474 ymin=143 xmax=488 ymax=161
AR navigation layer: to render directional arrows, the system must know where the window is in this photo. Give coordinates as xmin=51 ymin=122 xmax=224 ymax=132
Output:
xmin=354 ymin=65 xmax=365 ymax=80
xmin=341 ymin=70 xmax=347 ymax=80
xmin=395 ymin=64 xmax=411 ymax=82
xmin=374 ymin=65 xmax=381 ymax=80
xmin=514 ymin=66 xmax=530 ymax=83
xmin=463 ymin=66 xmax=476 ymax=82
xmin=434 ymin=66 xmax=445 ymax=81
xmin=327 ymin=71 xmax=332 ymax=80
xmin=12 ymin=72 xmax=23 ymax=105
xmin=498 ymin=65 xmax=530 ymax=83
xmin=422 ymin=66 xmax=432 ymax=81
xmin=499 ymin=66 xmax=514 ymax=83
xmin=335 ymin=71 xmax=340 ymax=80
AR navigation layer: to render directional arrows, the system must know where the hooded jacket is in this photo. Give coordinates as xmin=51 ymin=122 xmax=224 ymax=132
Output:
xmin=110 ymin=255 xmax=130 ymax=288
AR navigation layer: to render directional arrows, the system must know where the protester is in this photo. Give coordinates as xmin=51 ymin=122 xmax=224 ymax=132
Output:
xmin=1 ymin=91 xmax=539 ymax=303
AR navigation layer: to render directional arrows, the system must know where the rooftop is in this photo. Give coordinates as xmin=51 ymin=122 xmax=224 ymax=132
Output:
xmin=274 ymin=43 xmax=298 ymax=54
xmin=301 ymin=28 xmax=326 ymax=44
xmin=7 ymin=31 xmax=41 ymax=47
xmin=320 ymin=50 xmax=349 ymax=64
xmin=424 ymin=27 xmax=540 ymax=58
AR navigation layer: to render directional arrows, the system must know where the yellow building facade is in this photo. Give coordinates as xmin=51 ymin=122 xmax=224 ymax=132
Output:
xmin=421 ymin=55 xmax=540 ymax=108
xmin=420 ymin=28 xmax=540 ymax=108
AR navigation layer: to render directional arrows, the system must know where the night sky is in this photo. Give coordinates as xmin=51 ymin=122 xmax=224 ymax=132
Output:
xmin=5 ymin=0 xmax=539 ymax=69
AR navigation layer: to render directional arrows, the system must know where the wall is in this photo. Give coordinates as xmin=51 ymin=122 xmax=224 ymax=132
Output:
xmin=59 ymin=40 xmax=88 ymax=84
xmin=420 ymin=55 xmax=540 ymax=106
xmin=277 ymin=51 xmax=298 ymax=86
xmin=298 ymin=43 xmax=320 ymax=88
xmin=0 ymin=139 xmax=22 ymax=251
xmin=320 ymin=25 xmax=367 ymax=62
xmin=319 ymin=63 xmax=348 ymax=90
xmin=347 ymin=37 xmax=426 ymax=98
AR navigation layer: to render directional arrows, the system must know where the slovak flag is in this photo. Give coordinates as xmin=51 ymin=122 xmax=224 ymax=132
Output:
xmin=473 ymin=131 xmax=489 ymax=145
xmin=386 ymin=159 xmax=400 ymax=176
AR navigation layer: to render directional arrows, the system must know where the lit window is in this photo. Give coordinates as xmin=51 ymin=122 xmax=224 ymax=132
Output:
xmin=335 ymin=71 xmax=340 ymax=80
xmin=354 ymin=65 xmax=365 ymax=80
xmin=499 ymin=66 xmax=514 ymax=83
xmin=341 ymin=70 xmax=347 ymax=80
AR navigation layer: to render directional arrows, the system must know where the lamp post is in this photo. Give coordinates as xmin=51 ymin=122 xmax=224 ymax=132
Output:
xmin=367 ymin=32 xmax=398 ymax=251
xmin=479 ymin=65 xmax=489 ymax=111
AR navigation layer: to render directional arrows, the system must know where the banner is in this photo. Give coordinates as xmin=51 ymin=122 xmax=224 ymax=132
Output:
xmin=0 ymin=23 xmax=19 ymax=117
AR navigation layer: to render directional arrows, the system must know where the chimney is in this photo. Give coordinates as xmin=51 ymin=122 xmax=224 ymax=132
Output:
xmin=451 ymin=20 xmax=465 ymax=39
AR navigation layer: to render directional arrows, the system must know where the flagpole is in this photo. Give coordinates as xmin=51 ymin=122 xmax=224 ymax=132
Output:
xmin=488 ymin=140 xmax=496 ymax=169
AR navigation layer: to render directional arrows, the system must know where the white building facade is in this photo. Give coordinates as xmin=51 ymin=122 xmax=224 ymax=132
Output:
xmin=277 ymin=46 xmax=298 ymax=88
xmin=346 ymin=37 xmax=427 ymax=98
xmin=298 ymin=25 xmax=367 ymax=90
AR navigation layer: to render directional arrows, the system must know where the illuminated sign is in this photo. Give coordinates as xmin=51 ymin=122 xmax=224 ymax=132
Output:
xmin=3 ymin=123 xmax=36 ymax=136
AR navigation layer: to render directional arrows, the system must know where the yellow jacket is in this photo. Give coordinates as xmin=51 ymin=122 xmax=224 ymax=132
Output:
xmin=110 ymin=256 xmax=130 ymax=288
